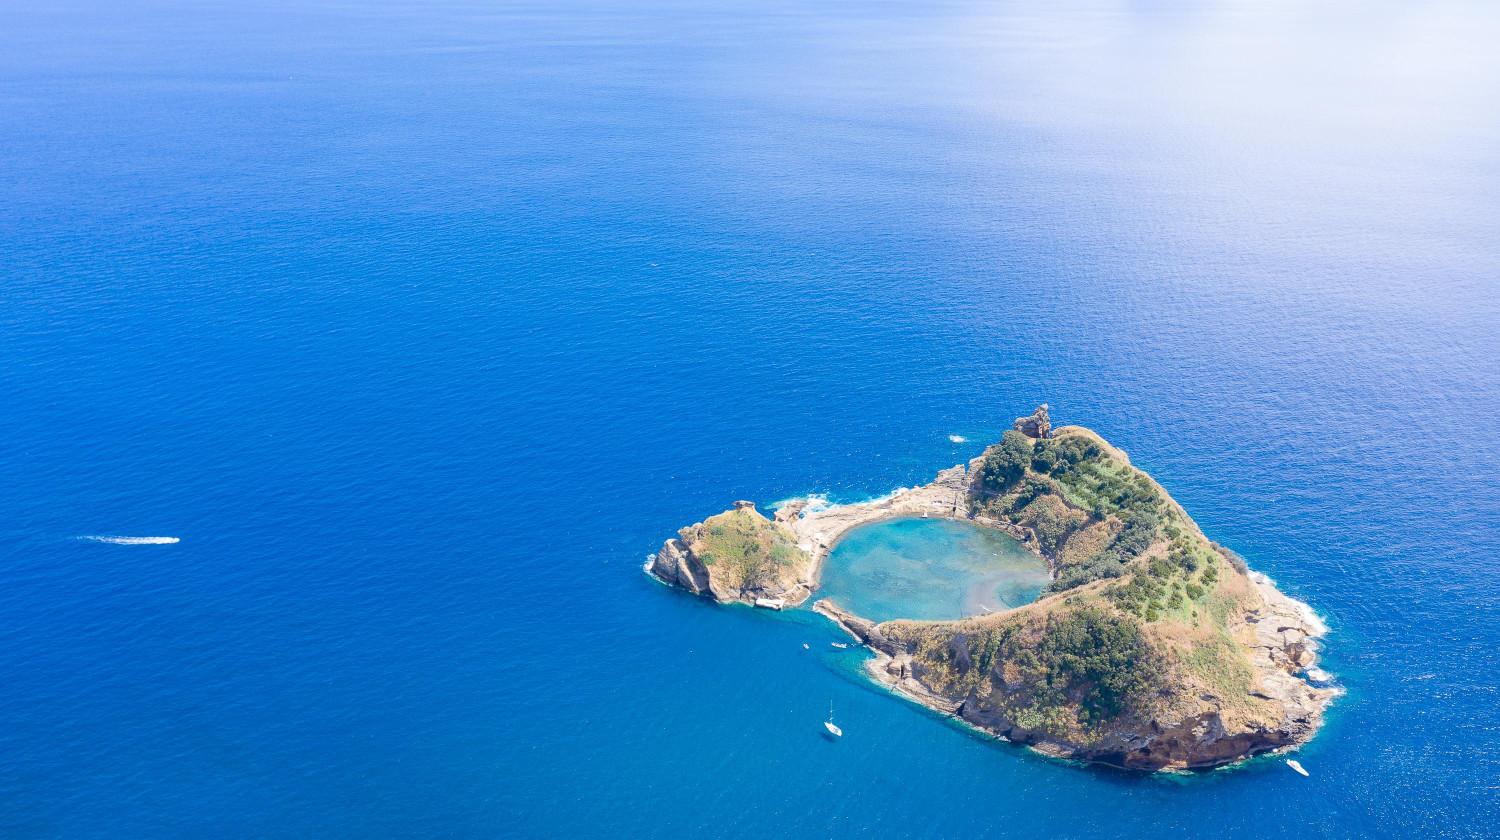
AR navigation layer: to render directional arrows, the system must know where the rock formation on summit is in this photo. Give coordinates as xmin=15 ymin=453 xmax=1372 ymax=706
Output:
xmin=1013 ymin=404 xmax=1052 ymax=439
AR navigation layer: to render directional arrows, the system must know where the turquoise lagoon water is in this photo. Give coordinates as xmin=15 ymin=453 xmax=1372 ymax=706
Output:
xmin=815 ymin=518 xmax=1049 ymax=622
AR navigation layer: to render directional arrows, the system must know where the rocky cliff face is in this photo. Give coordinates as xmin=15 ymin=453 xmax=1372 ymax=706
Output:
xmin=649 ymin=502 xmax=812 ymax=604
xmin=1013 ymin=404 xmax=1052 ymax=439
xmin=1075 ymin=573 xmax=1333 ymax=770
xmin=651 ymin=537 xmax=713 ymax=595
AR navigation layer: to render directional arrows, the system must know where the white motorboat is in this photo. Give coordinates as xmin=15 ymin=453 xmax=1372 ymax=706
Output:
xmin=830 ymin=642 xmax=848 ymax=649
xmin=1286 ymin=759 xmax=1309 ymax=776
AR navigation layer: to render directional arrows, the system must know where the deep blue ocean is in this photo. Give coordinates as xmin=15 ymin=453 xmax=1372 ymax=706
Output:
xmin=3 ymin=1 xmax=1499 ymax=837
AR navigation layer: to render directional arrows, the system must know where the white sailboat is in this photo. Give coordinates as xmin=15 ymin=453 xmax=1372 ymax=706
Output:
xmin=824 ymin=702 xmax=842 ymax=737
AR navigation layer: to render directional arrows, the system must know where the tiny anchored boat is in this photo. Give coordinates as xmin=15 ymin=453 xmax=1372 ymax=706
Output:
xmin=824 ymin=702 xmax=842 ymax=738
xmin=830 ymin=642 xmax=848 ymax=649
xmin=1286 ymin=759 xmax=1309 ymax=776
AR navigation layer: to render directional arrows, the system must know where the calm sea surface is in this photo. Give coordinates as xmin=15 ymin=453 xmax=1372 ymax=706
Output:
xmin=2 ymin=0 xmax=1499 ymax=837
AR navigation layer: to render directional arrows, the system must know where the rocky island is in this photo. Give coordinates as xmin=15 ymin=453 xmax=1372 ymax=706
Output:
xmin=649 ymin=407 xmax=1338 ymax=771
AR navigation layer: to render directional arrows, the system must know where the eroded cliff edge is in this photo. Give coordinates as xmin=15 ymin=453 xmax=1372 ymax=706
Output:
xmin=649 ymin=406 xmax=1338 ymax=771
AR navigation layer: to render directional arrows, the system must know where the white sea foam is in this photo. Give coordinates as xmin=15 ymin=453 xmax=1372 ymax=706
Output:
xmin=770 ymin=493 xmax=833 ymax=517
xmin=1293 ymin=600 xmax=1330 ymax=636
xmin=773 ymin=488 xmax=913 ymax=519
xmin=861 ymin=487 xmax=910 ymax=505
xmin=642 ymin=553 xmax=674 ymax=587
xmin=801 ymin=493 xmax=833 ymax=512
xmin=78 ymin=536 xmax=179 ymax=545
xmin=948 ymin=434 xmax=967 ymax=443
xmin=1250 ymin=571 xmax=1331 ymax=636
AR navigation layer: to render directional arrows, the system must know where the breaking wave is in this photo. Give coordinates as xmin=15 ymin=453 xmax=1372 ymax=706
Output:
xmin=949 ymin=434 xmax=967 ymax=443
xmin=770 ymin=488 xmax=913 ymax=520
xmin=1250 ymin=571 xmax=1331 ymax=636
xmin=769 ymin=493 xmax=831 ymax=516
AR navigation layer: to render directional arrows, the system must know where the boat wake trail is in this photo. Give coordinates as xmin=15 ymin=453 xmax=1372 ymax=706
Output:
xmin=78 ymin=536 xmax=180 ymax=545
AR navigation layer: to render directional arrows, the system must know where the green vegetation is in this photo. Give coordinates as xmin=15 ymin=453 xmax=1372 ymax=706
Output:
xmin=691 ymin=509 xmax=804 ymax=592
xmin=1212 ymin=542 xmax=1251 ymax=575
xmin=1007 ymin=476 xmax=1057 ymax=513
xmin=889 ymin=607 xmax=1166 ymax=734
xmin=973 ymin=430 xmax=1185 ymax=595
xmin=1048 ymin=512 xmax=1155 ymax=593
xmin=965 ymin=427 xmax=1239 ymax=605
xmin=1028 ymin=434 xmax=1100 ymax=479
xmin=1029 ymin=608 xmax=1163 ymax=721
xmin=974 ymin=430 xmax=1034 ymax=492
xmin=1023 ymin=498 xmax=1080 ymax=555
xmin=1106 ymin=538 xmax=1219 ymax=621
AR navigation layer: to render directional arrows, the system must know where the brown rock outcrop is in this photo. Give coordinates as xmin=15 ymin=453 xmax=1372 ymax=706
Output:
xmin=1013 ymin=404 xmax=1052 ymax=439
xmin=651 ymin=538 xmax=712 ymax=595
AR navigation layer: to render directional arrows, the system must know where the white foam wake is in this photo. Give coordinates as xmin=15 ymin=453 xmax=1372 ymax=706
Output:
xmin=78 ymin=536 xmax=179 ymax=545
xmin=949 ymin=434 xmax=967 ymax=443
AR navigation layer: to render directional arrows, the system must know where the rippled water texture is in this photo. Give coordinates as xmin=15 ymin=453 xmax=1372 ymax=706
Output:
xmin=2 ymin=0 xmax=1499 ymax=838
xmin=816 ymin=518 xmax=1049 ymax=622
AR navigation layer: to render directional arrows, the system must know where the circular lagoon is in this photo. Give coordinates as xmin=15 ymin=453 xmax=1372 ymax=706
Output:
xmin=816 ymin=518 xmax=1050 ymax=622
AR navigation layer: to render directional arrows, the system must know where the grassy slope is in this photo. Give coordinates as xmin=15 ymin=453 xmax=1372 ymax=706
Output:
xmin=686 ymin=508 xmax=806 ymax=595
xmin=881 ymin=426 xmax=1279 ymax=750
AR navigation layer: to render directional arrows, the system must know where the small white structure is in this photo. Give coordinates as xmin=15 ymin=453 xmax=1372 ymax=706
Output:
xmin=754 ymin=598 xmax=785 ymax=611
